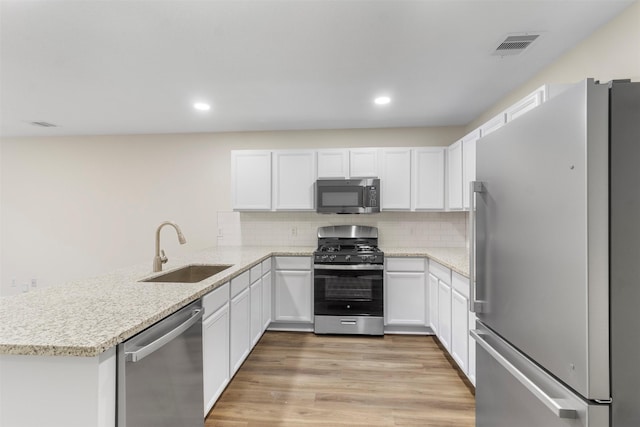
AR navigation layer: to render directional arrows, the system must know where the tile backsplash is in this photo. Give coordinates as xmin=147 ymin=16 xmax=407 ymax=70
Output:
xmin=217 ymin=211 xmax=467 ymax=248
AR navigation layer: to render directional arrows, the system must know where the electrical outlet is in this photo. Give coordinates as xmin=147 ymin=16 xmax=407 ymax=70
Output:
xmin=291 ymin=226 xmax=298 ymax=237
xmin=217 ymin=227 xmax=224 ymax=237
xmin=22 ymin=282 xmax=29 ymax=293
xmin=11 ymin=278 xmax=16 ymax=288
xmin=31 ymin=278 xmax=37 ymax=289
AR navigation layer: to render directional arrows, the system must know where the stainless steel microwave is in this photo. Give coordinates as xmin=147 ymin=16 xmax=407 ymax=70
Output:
xmin=316 ymin=178 xmax=380 ymax=214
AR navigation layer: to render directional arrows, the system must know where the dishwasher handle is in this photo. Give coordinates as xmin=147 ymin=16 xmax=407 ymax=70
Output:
xmin=125 ymin=308 xmax=203 ymax=363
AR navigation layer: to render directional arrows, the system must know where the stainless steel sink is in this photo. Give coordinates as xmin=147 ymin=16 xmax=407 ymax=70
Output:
xmin=140 ymin=264 xmax=233 ymax=283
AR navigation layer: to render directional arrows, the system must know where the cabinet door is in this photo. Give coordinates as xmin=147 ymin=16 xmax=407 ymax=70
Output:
xmin=203 ymin=303 xmax=230 ymax=415
xmin=462 ymin=130 xmax=480 ymax=210
xmin=349 ymin=148 xmax=379 ymax=178
xmin=505 ymin=88 xmax=544 ymax=122
xmin=262 ymin=270 xmax=272 ymax=331
xmin=479 ymin=113 xmax=506 ymax=137
xmin=451 ymin=288 xmax=469 ymax=374
xmin=437 ymin=280 xmax=452 ymax=351
xmin=250 ymin=279 xmax=262 ymax=348
xmin=412 ymin=147 xmax=445 ymax=210
xmin=447 ymin=140 xmax=463 ymax=210
xmin=273 ymin=150 xmax=317 ymax=210
xmin=428 ymin=273 xmax=439 ymax=333
xmin=385 ymin=271 xmax=426 ymax=325
xmin=317 ymin=149 xmax=349 ymax=178
xmin=274 ymin=270 xmax=312 ymax=322
xmin=380 ymin=148 xmax=411 ymax=210
xmin=230 ymin=287 xmax=251 ymax=374
xmin=231 ymin=150 xmax=272 ymax=210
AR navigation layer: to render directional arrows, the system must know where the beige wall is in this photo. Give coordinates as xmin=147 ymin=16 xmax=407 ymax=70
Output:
xmin=0 ymin=126 xmax=462 ymax=295
xmin=467 ymin=0 xmax=640 ymax=131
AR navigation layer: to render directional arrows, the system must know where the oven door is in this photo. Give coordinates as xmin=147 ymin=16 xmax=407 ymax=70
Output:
xmin=314 ymin=264 xmax=383 ymax=316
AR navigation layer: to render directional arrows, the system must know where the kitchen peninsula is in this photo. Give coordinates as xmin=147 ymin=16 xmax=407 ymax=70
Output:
xmin=0 ymin=245 xmax=468 ymax=427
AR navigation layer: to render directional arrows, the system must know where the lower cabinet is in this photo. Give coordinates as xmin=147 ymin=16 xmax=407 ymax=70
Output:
xmin=262 ymin=270 xmax=272 ymax=331
xmin=202 ymin=302 xmax=230 ymax=415
xmin=384 ymin=257 xmax=427 ymax=328
xmin=273 ymin=256 xmax=313 ymax=325
xmin=230 ymin=286 xmax=251 ymax=375
xmin=202 ymin=281 xmax=231 ymax=415
xmin=437 ymin=280 xmax=452 ymax=351
xmin=427 ymin=272 xmax=439 ymax=333
xmin=451 ymin=288 xmax=469 ymax=373
xmin=250 ymin=278 xmax=262 ymax=347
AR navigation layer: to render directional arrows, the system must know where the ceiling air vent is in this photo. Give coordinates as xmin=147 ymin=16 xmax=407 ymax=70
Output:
xmin=493 ymin=34 xmax=540 ymax=56
xmin=30 ymin=121 xmax=57 ymax=127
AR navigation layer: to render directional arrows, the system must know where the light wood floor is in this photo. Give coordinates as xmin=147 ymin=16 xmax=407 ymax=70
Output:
xmin=206 ymin=331 xmax=475 ymax=426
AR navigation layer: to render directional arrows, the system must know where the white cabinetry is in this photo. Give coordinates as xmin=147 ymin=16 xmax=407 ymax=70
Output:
xmin=317 ymin=149 xmax=349 ymax=178
xmin=349 ymin=148 xmax=379 ymax=178
xmin=272 ymin=150 xmax=317 ymax=210
xmin=229 ymin=271 xmax=251 ymax=375
xmin=231 ymin=150 xmax=272 ymax=210
xmin=451 ymin=272 xmax=469 ymax=375
xmin=273 ymin=256 xmax=313 ymax=325
xmin=430 ymin=261 xmax=452 ymax=351
xmin=249 ymin=264 xmax=262 ymax=348
xmin=479 ymin=113 xmax=506 ymax=137
xmin=412 ymin=147 xmax=445 ymax=210
xmin=261 ymin=258 xmax=272 ymax=332
xmin=384 ymin=258 xmax=427 ymax=327
xmin=380 ymin=148 xmax=412 ymax=210
xmin=428 ymin=272 xmax=439 ymax=333
xmin=462 ymin=130 xmax=480 ymax=210
xmin=202 ymin=282 xmax=230 ymax=415
xmin=447 ymin=140 xmax=463 ymax=210
xmin=505 ymin=87 xmax=544 ymax=122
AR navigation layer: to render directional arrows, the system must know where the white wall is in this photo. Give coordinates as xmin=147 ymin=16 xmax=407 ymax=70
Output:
xmin=0 ymin=126 xmax=463 ymax=295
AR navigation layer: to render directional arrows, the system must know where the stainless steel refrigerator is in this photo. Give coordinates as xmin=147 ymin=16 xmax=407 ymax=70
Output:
xmin=470 ymin=79 xmax=640 ymax=427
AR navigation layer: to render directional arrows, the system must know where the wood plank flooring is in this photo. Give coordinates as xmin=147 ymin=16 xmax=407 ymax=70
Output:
xmin=206 ymin=332 xmax=475 ymax=426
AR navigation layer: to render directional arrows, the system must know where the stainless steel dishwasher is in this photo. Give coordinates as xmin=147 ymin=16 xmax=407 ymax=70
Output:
xmin=117 ymin=299 xmax=204 ymax=427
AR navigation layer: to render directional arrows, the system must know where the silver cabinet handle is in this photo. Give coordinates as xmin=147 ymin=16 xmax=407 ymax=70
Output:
xmin=470 ymin=330 xmax=578 ymax=419
xmin=125 ymin=308 xmax=203 ymax=362
xmin=469 ymin=181 xmax=486 ymax=313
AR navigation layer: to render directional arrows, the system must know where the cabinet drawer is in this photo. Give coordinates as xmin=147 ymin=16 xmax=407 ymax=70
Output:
xmin=429 ymin=260 xmax=451 ymax=283
xmin=274 ymin=256 xmax=311 ymax=270
xmin=203 ymin=282 xmax=229 ymax=317
xmin=250 ymin=264 xmax=262 ymax=283
xmin=452 ymin=271 xmax=469 ymax=298
xmin=231 ymin=270 xmax=250 ymax=297
xmin=261 ymin=257 xmax=272 ymax=274
xmin=386 ymin=257 xmax=425 ymax=272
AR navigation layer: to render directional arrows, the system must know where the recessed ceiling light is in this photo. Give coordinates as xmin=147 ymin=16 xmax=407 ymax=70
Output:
xmin=374 ymin=96 xmax=391 ymax=105
xmin=193 ymin=102 xmax=211 ymax=111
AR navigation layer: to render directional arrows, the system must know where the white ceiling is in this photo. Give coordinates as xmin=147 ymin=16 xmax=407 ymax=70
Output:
xmin=0 ymin=0 xmax=634 ymax=138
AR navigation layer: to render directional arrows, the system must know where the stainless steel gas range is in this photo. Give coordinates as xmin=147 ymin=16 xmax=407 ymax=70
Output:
xmin=313 ymin=225 xmax=384 ymax=336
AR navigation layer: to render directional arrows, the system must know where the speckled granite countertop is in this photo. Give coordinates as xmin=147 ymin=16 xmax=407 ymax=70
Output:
xmin=0 ymin=246 xmax=467 ymax=357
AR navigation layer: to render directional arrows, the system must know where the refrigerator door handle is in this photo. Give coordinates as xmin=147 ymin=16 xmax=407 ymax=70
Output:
xmin=471 ymin=330 xmax=578 ymax=419
xmin=469 ymin=181 xmax=486 ymax=313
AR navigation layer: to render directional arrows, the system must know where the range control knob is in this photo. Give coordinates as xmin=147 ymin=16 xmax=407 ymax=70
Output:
xmin=321 ymin=255 xmax=329 ymax=261
xmin=345 ymin=255 xmax=351 ymax=261
xmin=329 ymin=255 xmax=336 ymax=261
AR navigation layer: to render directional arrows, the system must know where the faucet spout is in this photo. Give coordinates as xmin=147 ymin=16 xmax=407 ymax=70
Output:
xmin=153 ymin=221 xmax=187 ymax=272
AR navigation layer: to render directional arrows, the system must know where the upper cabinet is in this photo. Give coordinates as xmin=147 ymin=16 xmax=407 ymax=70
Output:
xmin=231 ymin=150 xmax=272 ymax=211
xmin=380 ymin=148 xmax=412 ymax=210
xmin=447 ymin=140 xmax=463 ymax=210
xmin=273 ymin=150 xmax=317 ymax=210
xmin=349 ymin=148 xmax=379 ymax=178
xmin=462 ymin=130 xmax=480 ymax=210
xmin=412 ymin=147 xmax=445 ymax=210
xmin=317 ymin=149 xmax=349 ymax=179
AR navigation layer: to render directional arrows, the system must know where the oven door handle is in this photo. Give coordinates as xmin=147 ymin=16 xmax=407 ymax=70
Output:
xmin=314 ymin=264 xmax=384 ymax=271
